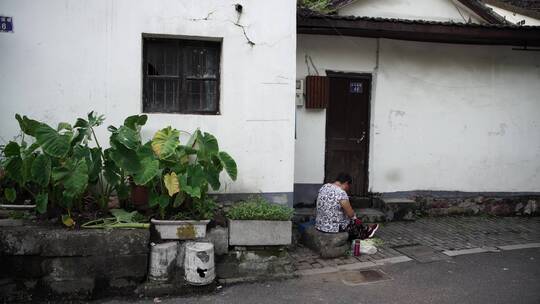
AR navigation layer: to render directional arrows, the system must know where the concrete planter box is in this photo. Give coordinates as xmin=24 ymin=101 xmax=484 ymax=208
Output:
xmin=151 ymin=219 xmax=210 ymax=240
xmin=228 ymin=220 xmax=292 ymax=246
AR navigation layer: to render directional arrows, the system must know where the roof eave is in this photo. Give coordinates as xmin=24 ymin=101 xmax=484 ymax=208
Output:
xmin=297 ymin=15 xmax=540 ymax=47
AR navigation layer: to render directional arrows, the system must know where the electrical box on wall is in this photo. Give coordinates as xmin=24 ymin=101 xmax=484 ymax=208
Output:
xmin=295 ymin=80 xmax=304 ymax=106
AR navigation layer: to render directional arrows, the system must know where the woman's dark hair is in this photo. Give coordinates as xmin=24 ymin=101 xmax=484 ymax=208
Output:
xmin=335 ymin=172 xmax=352 ymax=184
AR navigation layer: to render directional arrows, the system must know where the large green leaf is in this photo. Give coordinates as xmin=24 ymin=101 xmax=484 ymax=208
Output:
xmin=205 ymin=167 xmax=221 ymax=191
xmin=22 ymin=154 xmax=35 ymax=184
xmin=218 ymin=151 xmax=237 ymax=181
xmin=35 ymin=192 xmax=48 ymax=214
xmin=131 ymin=143 xmax=159 ymax=185
xmin=179 ymin=173 xmax=201 ymax=199
xmin=63 ymin=159 xmax=89 ymax=198
xmin=124 ymin=115 xmax=148 ymax=131
xmin=187 ymin=164 xmax=206 ymax=188
xmin=3 ymin=142 xmax=20 ymax=157
xmin=109 ymin=144 xmax=141 ymax=174
xmin=151 ymin=127 xmax=180 ymax=159
xmin=199 ymin=131 xmax=219 ymax=154
xmin=103 ymin=154 xmax=121 ymax=185
xmin=31 ymin=154 xmax=51 ymax=187
xmin=115 ymin=126 xmax=140 ymax=150
xmin=15 ymin=114 xmax=40 ymax=137
xmin=5 ymin=156 xmax=23 ymax=185
xmin=87 ymin=147 xmax=103 ymax=183
xmin=4 ymin=188 xmax=16 ymax=203
xmin=132 ymin=157 xmax=159 ymax=186
xmin=35 ymin=123 xmax=71 ymax=158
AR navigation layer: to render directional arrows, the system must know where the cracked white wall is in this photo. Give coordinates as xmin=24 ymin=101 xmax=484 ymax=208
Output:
xmin=0 ymin=0 xmax=297 ymax=198
xmin=296 ymin=34 xmax=540 ymax=192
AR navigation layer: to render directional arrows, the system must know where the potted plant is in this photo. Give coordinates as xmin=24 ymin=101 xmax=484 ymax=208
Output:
xmin=148 ymin=127 xmax=237 ymax=240
xmin=226 ymin=196 xmax=294 ymax=246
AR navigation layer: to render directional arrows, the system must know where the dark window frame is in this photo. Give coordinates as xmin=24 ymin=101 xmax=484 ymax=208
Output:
xmin=142 ymin=36 xmax=221 ymax=115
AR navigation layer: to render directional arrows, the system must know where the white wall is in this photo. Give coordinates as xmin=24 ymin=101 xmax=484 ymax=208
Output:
xmin=485 ymin=4 xmax=540 ymax=26
xmin=0 ymin=0 xmax=296 ymax=196
xmin=296 ymin=34 xmax=540 ymax=193
xmin=338 ymin=0 xmax=483 ymax=23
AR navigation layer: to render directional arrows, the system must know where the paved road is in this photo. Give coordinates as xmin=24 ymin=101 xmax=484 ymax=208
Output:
xmin=102 ymin=248 xmax=540 ymax=304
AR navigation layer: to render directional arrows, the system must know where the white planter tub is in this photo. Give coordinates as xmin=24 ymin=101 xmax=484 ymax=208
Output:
xmin=228 ymin=220 xmax=292 ymax=246
xmin=151 ymin=219 xmax=210 ymax=240
xmin=0 ymin=204 xmax=36 ymax=210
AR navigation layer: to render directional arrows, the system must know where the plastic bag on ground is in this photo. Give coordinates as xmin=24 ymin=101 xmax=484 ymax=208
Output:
xmin=360 ymin=239 xmax=378 ymax=255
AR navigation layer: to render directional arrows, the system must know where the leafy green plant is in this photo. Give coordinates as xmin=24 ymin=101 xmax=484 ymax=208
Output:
xmin=226 ymin=196 xmax=294 ymax=221
xmin=1 ymin=114 xmax=98 ymax=218
xmin=0 ymin=112 xmax=126 ymax=226
xmin=149 ymin=127 xmax=237 ymax=219
xmin=171 ymin=198 xmax=218 ymax=221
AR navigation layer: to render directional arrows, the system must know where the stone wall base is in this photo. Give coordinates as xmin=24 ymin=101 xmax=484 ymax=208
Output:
xmin=0 ymin=222 xmax=150 ymax=302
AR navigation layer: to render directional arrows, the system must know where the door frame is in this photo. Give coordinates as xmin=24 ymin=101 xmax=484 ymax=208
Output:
xmin=324 ymin=70 xmax=372 ymax=196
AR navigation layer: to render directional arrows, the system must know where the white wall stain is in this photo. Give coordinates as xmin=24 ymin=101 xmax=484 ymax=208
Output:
xmin=488 ymin=123 xmax=507 ymax=136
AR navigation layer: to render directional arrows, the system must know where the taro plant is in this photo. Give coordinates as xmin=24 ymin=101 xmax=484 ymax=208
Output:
xmin=105 ymin=115 xmax=160 ymax=195
xmin=226 ymin=196 xmax=294 ymax=221
xmin=149 ymin=127 xmax=237 ymax=219
xmin=0 ymin=112 xmax=116 ymax=226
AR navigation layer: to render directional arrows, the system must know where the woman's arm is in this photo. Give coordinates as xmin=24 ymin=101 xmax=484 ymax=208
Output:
xmin=340 ymin=199 xmax=356 ymax=219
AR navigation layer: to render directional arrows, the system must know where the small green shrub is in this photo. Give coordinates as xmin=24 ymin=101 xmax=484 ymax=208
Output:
xmin=226 ymin=196 xmax=293 ymax=221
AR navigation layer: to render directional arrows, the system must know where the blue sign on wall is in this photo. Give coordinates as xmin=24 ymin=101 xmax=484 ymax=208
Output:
xmin=1 ymin=16 xmax=14 ymax=32
xmin=350 ymin=82 xmax=363 ymax=94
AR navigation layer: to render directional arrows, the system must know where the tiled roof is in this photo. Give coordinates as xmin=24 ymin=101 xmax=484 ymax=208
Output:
xmin=494 ymin=0 xmax=540 ymax=12
xmin=298 ymin=8 xmax=540 ymax=29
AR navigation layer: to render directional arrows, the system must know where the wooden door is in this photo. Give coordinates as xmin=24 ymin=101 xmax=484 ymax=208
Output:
xmin=325 ymin=73 xmax=371 ymax=196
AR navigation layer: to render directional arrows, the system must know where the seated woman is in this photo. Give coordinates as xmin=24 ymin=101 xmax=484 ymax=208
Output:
xmin=315 ymin=173 xmax=378 ymax=240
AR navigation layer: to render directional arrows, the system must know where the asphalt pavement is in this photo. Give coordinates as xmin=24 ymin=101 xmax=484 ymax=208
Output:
xmin=100 ymin=248 xmax=540 ymax=304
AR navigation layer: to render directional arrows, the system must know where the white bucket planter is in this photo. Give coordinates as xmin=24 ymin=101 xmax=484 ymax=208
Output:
xmin=229 ymin=220 xmax=292 ymax=246
xmin=184 ymin=242 xmax=215 ymax=285
xmin=151 ymin=219 xmax=210 ymax=240
xmin=0 ymin=204 xmax=36 ymax=211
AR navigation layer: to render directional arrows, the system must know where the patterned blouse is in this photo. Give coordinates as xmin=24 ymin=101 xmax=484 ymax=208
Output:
xmin=315 ymin=183 xmax=350 ymax=233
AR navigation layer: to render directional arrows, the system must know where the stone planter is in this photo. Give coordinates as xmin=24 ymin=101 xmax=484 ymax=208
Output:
xmin=151 ymin=219 xmax=210 ymax=240
xmin=228 ymin=220 xmax=292 ymax=246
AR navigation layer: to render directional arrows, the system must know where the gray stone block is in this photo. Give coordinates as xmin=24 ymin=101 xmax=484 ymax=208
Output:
xmin=382 ymin=198 xmax=419 ymax=221
xmin=229 ymin=220 xmax=292 ymax=246
xmin=41 ymin=276 xmax=95 ymax=299
xmin=216 ymin=249 xmax=293 ymax=280
xmin=203 ymin=226 xmax=229 ymax=255
xmin=0 ymin=225 xmax=150 ymax=256
xmin=41 ymin=254 xmax=148 ymax=280
xmin=302 ymin=226 xmax=349 ymax=258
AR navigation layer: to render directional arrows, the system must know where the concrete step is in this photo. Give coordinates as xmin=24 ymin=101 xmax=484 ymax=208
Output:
xmin=349 ymin=196 xmax=372 ymax=209
xmin=381 ymin=198 xmax=419 ymax=221
xmin=355 ymin=208 xmax=386 ymax=223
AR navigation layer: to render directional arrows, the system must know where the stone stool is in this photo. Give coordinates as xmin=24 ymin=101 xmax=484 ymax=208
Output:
xmin=302 ymin=226 xmax=349 ymax=258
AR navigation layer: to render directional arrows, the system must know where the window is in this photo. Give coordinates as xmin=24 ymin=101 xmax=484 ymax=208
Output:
xmin=142 ymin=37 xmax=221 ymax=114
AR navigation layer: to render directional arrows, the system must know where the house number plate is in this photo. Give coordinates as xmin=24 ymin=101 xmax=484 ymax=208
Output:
xmin=0 ymin=16 xmax=13 ymax=32
xmin=350 ymin=82 xmax=363 ymax=93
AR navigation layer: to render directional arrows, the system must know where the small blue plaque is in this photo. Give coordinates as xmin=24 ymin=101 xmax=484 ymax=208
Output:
xmin=350 ymin=82 xmax=363 ymax=94
xmin=0 ymin=16 xmax=14 ymax=32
